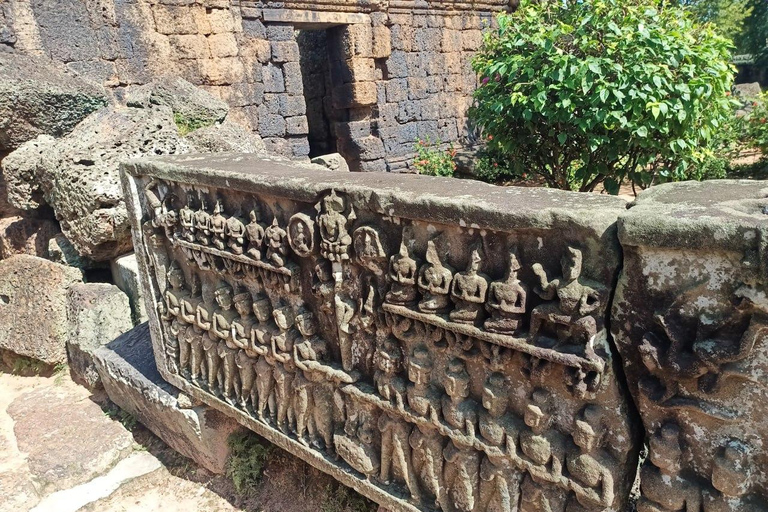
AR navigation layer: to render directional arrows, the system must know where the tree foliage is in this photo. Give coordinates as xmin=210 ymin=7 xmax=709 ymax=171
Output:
xmin=470 ymin=0 xmax=736 ymax=192
xmin=679 ymin=0 xmax=753 ymax=45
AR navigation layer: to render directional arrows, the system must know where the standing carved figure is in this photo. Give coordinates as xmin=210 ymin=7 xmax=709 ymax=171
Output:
xmin=293 ymin=312 xmax=332 ymax=450
xmin=410 ymin=423 xmax=447 ymax=509
xmin=226 ymin=215 xmax=247 ymax=255
xmin=565 ymin=417 xmax=614 ymax=510
xmin=450 ymin=246 xmax=491 ymax=324
xmin=197 ymin=292 xmax=219 ymax=391
xmin=317 ymin=190 xmax=353 ymax=262
xmin=441 ymin=358 xmax=478 ymax=437
xmin=374 ymin=337 xmax=407 ymax=409
xmin=251 ymin=297 xmax=276 ymax=422
xmin=444 ymin=438 xmax=481 ymax=512
xmin=231 ymin=292 xmax=256 ymax=409
xmin=530 ymin=247 xmax=603 ymax=355
xmin=212 ymin=284 xmax=239 ymax=403
xmin=704 ymin=439 xmax=752 ymax=511
xmin=271 ymin=306 xmax=298 ymax=432
xmin=379 ymin=412 xmax=422 ymax=501
xmin=418 ymin=240 xmax=454 ymax=314
xmin=211 ymin=200 xmax=227 ymax=250
xmin=161 ymin=264 xmax=189 ymax=374
xmin=478 ymin=373 xmax=521 ymax=512
xmin=246 ymin=210 xmax=266 ymax=260
xmin=485 ymin=251 xmax=528 ymax=334
xmin=265 ymin=218 xmax=289 ymax=267
xmin=386 ymin=236 xmax=419 ymax=305
xmin=179 ymin=273 xmax=203 ymax=381
xmin=406 ymin=345 xmax=441 ymax=423
xmin=637 ymin=423 xmax=701 ymax=512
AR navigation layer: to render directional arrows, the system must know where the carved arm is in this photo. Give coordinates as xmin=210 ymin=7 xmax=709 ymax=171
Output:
xmin=532 ymin=263 xmax=555 ymax=299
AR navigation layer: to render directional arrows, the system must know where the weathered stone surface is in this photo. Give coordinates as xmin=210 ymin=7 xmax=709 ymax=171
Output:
xmin=34 ymin=105 xmax=192 ymax=261
xmin=1 ymin=134 xmax=56 ymax=211
xmin=111 ymin=252 xmax=149 ymax=324
xmin=122 ymin=153 xmax=639 ymax=512
xmin=126 ymin=76 xmax=229 ymax=126
xmin=48 ymin=232 xmax=98 ymax=270
xmin=185 ymin=120 xmax=266 ymax=154
xmin=93 ymin=323 xmax=244 ymax=474
xmin=0 ymin=215 xmax=59 ymax=260
xmin=311 ymin=153 xmax=350 ymax=173
xmin=67 ymin=283 xmax=133 ymax=389
xmin=613 ymin=180 xmax=768 ymax=510
xmin=7 ymin=378 xmax=134 ymax=495
xmin=734 ymin=82 xmax=762 ymax=99
xmin=0 ymin=255 xmax=83 ymax=364
xmin=0 ymin=53 xmax=107 ymax=151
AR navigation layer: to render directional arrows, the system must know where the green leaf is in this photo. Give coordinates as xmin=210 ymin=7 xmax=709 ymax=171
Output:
xmin=558 ymin=133 xmax=568 ymax=145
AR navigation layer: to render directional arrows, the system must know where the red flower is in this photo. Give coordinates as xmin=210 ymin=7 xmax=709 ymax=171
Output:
xmin=419 ymin=159 xmax=428 ymax=165
xmin=725 ymin=91 xmax=731 ymax=96
xmin=493 ymin=162 xmax=498 ymax=167
xmin=487 ymin=135 xmax=493 ymax=141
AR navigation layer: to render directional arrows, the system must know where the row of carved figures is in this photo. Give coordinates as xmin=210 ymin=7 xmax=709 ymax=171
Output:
xmin=159 ymin=271 xmax=622 ymax=512
xmin=638 ymin=422 xmax=762 ymax=512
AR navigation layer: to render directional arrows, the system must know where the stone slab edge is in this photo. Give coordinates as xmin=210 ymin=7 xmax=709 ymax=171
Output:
xmin=119 ymin=153 xmax=631 ymax=512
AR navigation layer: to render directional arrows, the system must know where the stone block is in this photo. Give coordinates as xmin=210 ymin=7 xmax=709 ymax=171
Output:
xmin=278 ymin=95 xmax=307 ymax=117
xmin=385 ymin=50 xmax=408 ymax=78
xmin=207 ymin=32 xmax=238 ymax=58
xmin=0 ymin=216 xmax=59 ymax=260
xmin=121 ymin=153 xmax=638 ymax=512
xmin=283 ymin=61 xmax=303 ymax=95
xmin=612 ymin=181 xmax=768 ymax=510
xmin=262 ymin=63 xmax=285 ymax=93
xmin=111 ymin=252 xmax=149 ymax=325
xmin=207 ymin=8 xmax=235 ymax=34
xmin=359 ymin=158 xmax=387 ymax=172
xmin=311 ymin=153 xmax=350 ymax=172
xmin=266 ymin=23 xmax=294 ymax=41
xmin=342 ymin=23 xmax=373 ymax=58
xmin=67 ymin=283 xmax=133 ymax=389
xmin=335 ymin=120 xmax=372 ymax=140
xmin=385 ymin=78 xmax=408 ymax=103
xmin=407 ymin=77 xmax=429 ymax=100
xmin=169 ymin=34 xmax=210 ymax=59
xmin=441 ymin=29 xmax=462 ymax=53
xmin=414 ymin=27 xmax=441 ymax=52
xmin=0 ymin=255 xmax=83 ymax=364
xmin=152 ymin=5 xmax=208 ymax=35
xmin=372 ymin=26 xmax=392 ymax=58
xmin=462 ymin=29 xmax=483 ymax=51
xmin=271 ymin=40 xmax=300 ymax=63
xmin=199 ymin=57 xmax=246 ymax=85
xmin=125 ymin=76 xmax=229 ymax=126
xmin=289 ymin=136 xmax=311 ymax=158
xmin=286 ymin=116 xmax=309 ymax=135
xmin=1 ymin=135 xmax=56 ymax=211
xmin=48 ymin=233 xmax=97 ymax=270
xmin=186 ymin=120 xmax=266 ymax=155
xmin=93 ymin=323 xmax=245 ymax=474
xmin=242 ymin=17 xmax=267 ymax=38
xmin=332 ymin=82 xmax=377 ymax=109
xmin=258 ymin=113 xmax=286 ymax=137
xmin=390 ymin=24 xmax=414 ymax=52
xmin=263 ymin=136 xmax=291 ymax=156
xmin=342 ymin=57 xmax=375 ymax=83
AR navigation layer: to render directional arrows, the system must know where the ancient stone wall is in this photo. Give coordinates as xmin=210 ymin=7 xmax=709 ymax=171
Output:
xmin=1 ymin=0 xmax=506 ymax=166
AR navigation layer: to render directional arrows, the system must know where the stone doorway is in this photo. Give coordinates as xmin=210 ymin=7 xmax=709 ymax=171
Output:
xmin=296 ymin=29 xmax=342 ymax=158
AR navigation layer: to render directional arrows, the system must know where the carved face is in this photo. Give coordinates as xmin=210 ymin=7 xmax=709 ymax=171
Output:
xmin=524 ymin=405 xmax=545 ymax=431
xmin=377 ymin=351 xmax=397 ymax=374
xmin=234 ymin=296 xmax=252 ymax=317
xmin=252 ymin=299 xmax=272 ymax=323
xmin=573 ymin=420 xmax=596 ymax=452
xmin=562 ymin=248 xmax=582 ymax=281
xmin=215 ymin=287 xmax=233 ymax=309
xmin=408 ymin=362 xmax=430 ymax=385
xmin=444 ymin=362 xmax=469 ymax=399
xmin=168 ymin=270 xmax=184 ymax=290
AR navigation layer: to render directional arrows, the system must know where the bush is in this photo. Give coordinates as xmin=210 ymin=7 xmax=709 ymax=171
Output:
xmin=412 ymin=139 xmax=457 ymax=177
xmin=473 ymin=145 xmax=524 ymax=183
xmin=746 ymin=92 xmax=768 ymax=154
xmin=226 ymin=432 xmax=272 ymax=496
xmin=471 ymin=0 xmax=735 ymax=193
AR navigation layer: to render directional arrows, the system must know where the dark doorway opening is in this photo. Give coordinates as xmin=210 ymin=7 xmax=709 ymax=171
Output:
xmin=297 ymin=30 xmax=341 ymax=158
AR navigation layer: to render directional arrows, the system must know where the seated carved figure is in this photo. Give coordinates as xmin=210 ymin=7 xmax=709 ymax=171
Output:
xmin=374 ymin=337 xmax=407 ymax=409
xmin=211 ymin=200 xmax=227 ymax=251
xmin=485 ymin=251 xmax=528 ymax=334
xmin=703 ymin=440 xmax=753 ymax=511
xmin=179 ymin=196 xmax=195 ymax=242
xmin=245 ymin=210 xmax=266 ymax=260
xmin=194 ymin=199 xmax=212 ymax=246
xmin=450 ymin=247 xmax=490 ymax=325
xmin=317 ymin=190 xmax=352 ymax=262
xmin=225 ymin=215 xmax=246 ymax=255
xmin=637 ymin=423 xmax=701 ymax=512
xmin=265 ymin=218 xmax=289 ymax=267
xmin=530 ymin=247 xmax=604 ymax=356
xmin=418 ymin=240 xmax=454 ymax=314
xmin=386 ymin=238 xmax=419 ymax=305
xmin=565 ymin=418 xmax=614 ymax=510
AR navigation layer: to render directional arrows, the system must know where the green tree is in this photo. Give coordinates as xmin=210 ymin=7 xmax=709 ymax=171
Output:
xmin=679 ymin=0 xmax=753 ymax=45
xmin=470 ymin=0 xmax=735 ymax=192
xmin=738 ymin=0 xmax=768 ymax=58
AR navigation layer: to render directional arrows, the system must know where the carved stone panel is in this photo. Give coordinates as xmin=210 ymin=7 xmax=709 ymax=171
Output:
xmin=613 ymin=181 xmax=768 ymax=511
xmin=122 ymin=153 xmax=638 ymax=512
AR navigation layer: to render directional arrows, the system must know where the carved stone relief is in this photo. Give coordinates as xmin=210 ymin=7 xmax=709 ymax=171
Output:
xmin=123 ymin=154 xmax=638 ymax=512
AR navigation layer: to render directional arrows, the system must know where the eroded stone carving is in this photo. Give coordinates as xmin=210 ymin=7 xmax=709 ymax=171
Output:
xmin=124 ymin=155 xmax=637 ymax=512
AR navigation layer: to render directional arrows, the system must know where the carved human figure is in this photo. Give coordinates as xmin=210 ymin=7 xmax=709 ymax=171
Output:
xmin=485 ymin=251 xmax=528 ymax=334
xmin=704 ymin=440 xmax=752 ymax=511
xmin=379 ymin=412 xmax=422 ymax=501
xmin=265 ymin=218 xmax=289 ymax=267
xmin=162 ymin=264 xmax=189 ymax=374
xmin=212 ymin=284 xmax=239 ymax=403
xmin=406 ymin=345 xmax=441 ymax=423
xmin=443 ymin=438 xmax=481 ymax=512
xmin=374 ymin=337 xmax=407 ymax=409
xmin=179 ymin=273 xmax=203 ymax=381
xmin=636 ymin=423 xmax=701 ymax=512
xmin=251 ymin=297 xmax=276 ymax=421
xmin=196 ymin=292 xmax=219 ymax=391
xmin=450 ymin=246 xmax=490 ymax=324
xmin=410 ymin=423 xmax=447 ymax=509
xmin=517 ymin=390 xmax=565 ymax=487
xmin=246 ymin=210 xmax=266 ymax=260
xmin=418 ymin=240 xmax=454 ymax=314
xmin=565 ymin=418 xmax=614 ymax=510
xmin=230 ymin=292 xmax=256 ymax=409
xmin=386 ymin=236 xmax=419 ymax=305
xmin=530 ymin=247 xmax=603 ymax=355
xmin=180 ymin=195 xmax=196 ymax=242
xmin=211 ymin=199 xmax=227 ymax=250
xmin=194 ymin=198 xmax=212 ymax=246
xmin=478 ymin=373 xmax=521 ymax=512
xmin=441 ymin=358 xmax=478 ymax=438
xmin=317 ymin=189 xmax=353 ymax=262
xmin=226 ymin=215 xmax=247 ymax=255
xmin=271 ymin=306 xmax=298 ymax=432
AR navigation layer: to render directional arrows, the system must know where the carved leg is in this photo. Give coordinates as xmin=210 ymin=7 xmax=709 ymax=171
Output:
xmin=394 ymin=435 xmax=421 ymax=501
xmin=380 ymin=430 xmax=393 ymax=484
